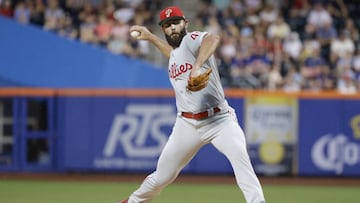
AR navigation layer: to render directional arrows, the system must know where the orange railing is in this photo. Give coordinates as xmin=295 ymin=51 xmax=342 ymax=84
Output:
xmin=1 ymin=88 xmax=360 ymax=99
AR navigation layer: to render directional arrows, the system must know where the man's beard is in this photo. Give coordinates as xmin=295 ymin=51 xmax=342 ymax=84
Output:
xmin=165 ymin=28 xmax=187 ymax=48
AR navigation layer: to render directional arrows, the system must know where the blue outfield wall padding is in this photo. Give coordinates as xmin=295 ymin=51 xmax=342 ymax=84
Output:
xmin=0 ymin=16 xmax=171 ymax=88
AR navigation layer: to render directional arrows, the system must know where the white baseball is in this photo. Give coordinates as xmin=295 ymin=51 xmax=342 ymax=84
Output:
xmin=130 ymin=30 xmax=140 ymax=38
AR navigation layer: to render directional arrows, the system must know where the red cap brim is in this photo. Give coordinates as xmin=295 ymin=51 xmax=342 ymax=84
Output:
xmin=158 ymin=16 xmax=185 ymax=26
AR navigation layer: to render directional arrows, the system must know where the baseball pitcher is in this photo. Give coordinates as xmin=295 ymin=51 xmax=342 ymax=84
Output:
xmin=118 ymin=6 xmax=265 ymax=203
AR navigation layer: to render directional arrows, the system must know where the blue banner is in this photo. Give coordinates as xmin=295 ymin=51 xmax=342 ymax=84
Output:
xmin=55 ymin=94 xmax=360 ymax=176
xmin=298 ymin=99 xmax=360 ymax=176
xmin=0 ymin=16 xmax=170 ymax=88
xmin=58 ymin=97 xmax=176 ymax=172
xmin=57 ymin=96 xmax=244 ymax=174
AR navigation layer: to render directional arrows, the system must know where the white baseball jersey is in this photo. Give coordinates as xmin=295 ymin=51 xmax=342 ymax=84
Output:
xmin=167 ymin=31 xmax=225 ymax=113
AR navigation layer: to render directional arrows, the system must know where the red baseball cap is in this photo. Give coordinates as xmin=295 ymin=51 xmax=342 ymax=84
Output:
xmin=159 ymin=6 xmax=185 ymax=26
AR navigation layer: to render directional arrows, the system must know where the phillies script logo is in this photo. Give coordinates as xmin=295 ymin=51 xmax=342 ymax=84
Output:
xmin=169 ymin=62 xmax=193 ymax=78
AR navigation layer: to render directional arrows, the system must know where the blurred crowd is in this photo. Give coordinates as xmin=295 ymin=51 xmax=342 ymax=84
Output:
xmin=1 ymin=0 xmax=360 ymax=93
xmin=0 ymin=0 xmax=161 ymax=58
xmin=198 ymin=0 xmax=360 ymax=93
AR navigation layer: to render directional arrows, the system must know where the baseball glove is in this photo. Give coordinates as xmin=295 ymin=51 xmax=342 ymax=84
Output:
xmin=186 ymin=68 xmax=212 ymax=91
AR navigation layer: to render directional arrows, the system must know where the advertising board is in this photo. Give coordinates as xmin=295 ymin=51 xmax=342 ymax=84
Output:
xmin=298 ymin=99 xmax=360 ymax=176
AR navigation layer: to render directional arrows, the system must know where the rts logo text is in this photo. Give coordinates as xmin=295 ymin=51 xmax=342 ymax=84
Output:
xmin=103 ymin=104 xmax=176 ymax=158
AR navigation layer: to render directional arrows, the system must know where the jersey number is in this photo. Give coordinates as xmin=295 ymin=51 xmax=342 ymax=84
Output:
xmin=190 ymin=33 xmax=199 ymax=40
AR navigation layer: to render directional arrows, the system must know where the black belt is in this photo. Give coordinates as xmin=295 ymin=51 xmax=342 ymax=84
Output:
xmin=181 ymin=107 xmax=220 ymax=120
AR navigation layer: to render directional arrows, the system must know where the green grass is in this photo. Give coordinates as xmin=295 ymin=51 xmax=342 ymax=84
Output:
xmin=0 ymin=180 xmax=359 ymax=203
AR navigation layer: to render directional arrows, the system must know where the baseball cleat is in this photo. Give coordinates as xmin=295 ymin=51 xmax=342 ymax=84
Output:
xmin=116 ymin=199 xmax=128 ymax=203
